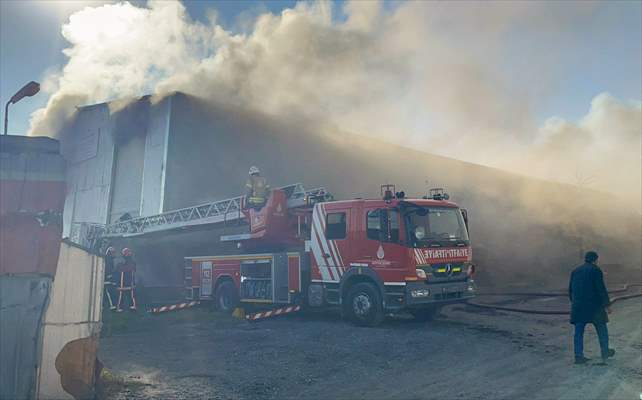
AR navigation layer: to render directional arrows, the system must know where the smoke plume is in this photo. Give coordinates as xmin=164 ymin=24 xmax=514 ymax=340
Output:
xmin=30 ymin=0 xmax=641 ymax=209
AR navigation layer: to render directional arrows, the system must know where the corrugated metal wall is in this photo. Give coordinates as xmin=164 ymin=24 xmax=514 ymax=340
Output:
xmin=140 ymin=96 xmax=172 ymax=215
xmin=1 ymin=135 xmax=70 ymax=399
xmin=109 ymin=133 xmax=145 ymax=222
xmin=64 ymin=97 xmax=172 ymax=228
xmin=0 ymin=136 xmax=66 ymax=276
xmin=0 ymin=243 xmax=104 ymax=400
xmin=0 ymin=150 xmax=66 ymax=213
xmin=0 ymin=275 xmax=51 ymax=400
xmin=62 ymin=104 xmax=115 ymax=237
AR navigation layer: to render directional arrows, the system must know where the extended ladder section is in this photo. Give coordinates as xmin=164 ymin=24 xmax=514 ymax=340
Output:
xmin=96 ymin=183 xmax=328 ymax=238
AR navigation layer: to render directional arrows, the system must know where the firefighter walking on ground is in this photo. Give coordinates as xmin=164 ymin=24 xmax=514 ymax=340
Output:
xmin=245 ymin=166 xmax=270 ymax=209
xmin=569 ymin=251 xmax=615 ymax=364
xmin=103 ymin=246 xmax=117 ymax=310
xmin=116 ymin=247 xmax=137 ymax=312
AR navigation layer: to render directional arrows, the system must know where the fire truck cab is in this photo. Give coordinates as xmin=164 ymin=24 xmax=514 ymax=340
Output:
xmin=185 ymin=185 xmax=475 ymax=326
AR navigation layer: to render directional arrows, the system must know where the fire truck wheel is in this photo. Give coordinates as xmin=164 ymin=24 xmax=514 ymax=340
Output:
xmin=216 ymin=281 xmax=239 ymax=313
xmin=409 ymin=306 xmax=441 ymax=321
xmin=346 ymin=282 xmax=384 ymax=327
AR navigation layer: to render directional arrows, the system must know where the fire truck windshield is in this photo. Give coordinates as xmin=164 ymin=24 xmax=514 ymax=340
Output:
xmin=404 ymin=206 xmax=469 ymax=247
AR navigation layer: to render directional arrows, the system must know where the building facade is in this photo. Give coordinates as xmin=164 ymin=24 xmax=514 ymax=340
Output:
xmin=60 ymin=93 xmax=641 ymax=297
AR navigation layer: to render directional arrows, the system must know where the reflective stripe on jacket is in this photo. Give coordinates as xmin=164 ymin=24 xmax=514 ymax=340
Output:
xmin=246 ymin=176 xmax=269 ymax=199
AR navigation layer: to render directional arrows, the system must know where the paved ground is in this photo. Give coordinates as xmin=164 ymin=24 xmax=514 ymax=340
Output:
xmin=99 ymin=295 xmax=641 ymax=400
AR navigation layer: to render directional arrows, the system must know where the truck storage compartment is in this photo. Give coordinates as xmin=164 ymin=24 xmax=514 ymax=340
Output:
xmin=273 ymin=253 xmax=289 ymax=303
xmin=240 ymin=260 xmax=272 ymax=301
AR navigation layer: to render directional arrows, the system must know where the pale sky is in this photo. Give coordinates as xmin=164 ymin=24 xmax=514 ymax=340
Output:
xmin=1 ymin=0 xmax=640 ymax=136
xmin=1 ymin=0 xmax=298 ymax=135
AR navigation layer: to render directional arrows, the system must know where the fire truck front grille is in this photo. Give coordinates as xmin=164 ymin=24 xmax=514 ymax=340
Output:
xmin=430 ymin=263 xmax=464 ymax=279
xmin=434 ymin=291 xmax=463 ymax=301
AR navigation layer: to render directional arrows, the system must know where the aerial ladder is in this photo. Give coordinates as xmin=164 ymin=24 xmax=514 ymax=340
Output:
xmin=71 ymin=183 xmax=331 ymax=249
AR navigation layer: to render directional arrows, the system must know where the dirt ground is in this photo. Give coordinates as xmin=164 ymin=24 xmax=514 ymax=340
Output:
xmin=98 ymin=295 xmax=641 ymax=400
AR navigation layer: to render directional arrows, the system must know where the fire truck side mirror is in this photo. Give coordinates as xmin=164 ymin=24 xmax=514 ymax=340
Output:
xmin=461 ymin=208 xmax=469 ymax=230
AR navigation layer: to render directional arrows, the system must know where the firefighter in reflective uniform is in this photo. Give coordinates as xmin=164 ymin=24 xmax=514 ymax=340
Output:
xmin=116 ymin=248 xmax=137 ymax=312
xmin=245 ymin=166 xmax=270 ymax=209
xmin=103 ymin=246 xmax=117 ymax=310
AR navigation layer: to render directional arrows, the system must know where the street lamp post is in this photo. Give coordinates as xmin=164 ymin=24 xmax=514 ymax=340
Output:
xmin=4 ymin=81 xmax=40 ymax=135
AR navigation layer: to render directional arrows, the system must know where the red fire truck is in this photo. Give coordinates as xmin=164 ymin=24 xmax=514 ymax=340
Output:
xmin=185 ymin=185 xmax=475 ymax=326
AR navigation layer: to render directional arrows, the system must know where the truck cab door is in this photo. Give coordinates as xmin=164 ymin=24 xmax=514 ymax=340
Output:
xmin=310 ymin=204 xmax=350 ymax=283
xmin=358 ymin=208 xmax=405 ymax=273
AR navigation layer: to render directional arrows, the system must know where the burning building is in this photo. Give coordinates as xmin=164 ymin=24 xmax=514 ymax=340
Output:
xmin=61 ymin=92 xmax=641 ymax=301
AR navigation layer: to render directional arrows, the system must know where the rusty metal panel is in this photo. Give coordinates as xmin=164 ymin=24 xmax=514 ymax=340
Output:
xmin=0 ymin=135 xmax=65 ymax=216
xmin=0 ymin=135 xmax=60 ymax=154
xmin=0 ymin=152 xmax=66 ymax=215
xmin=0 ymin=215 xmax=62 ymax=276
xmin=0 ymin=135 xmax=65 ymax=276
xmin=36 ymin=240 xmax=104 ymax=400
xmin=0 ymin=274 xmax=51 ymax=400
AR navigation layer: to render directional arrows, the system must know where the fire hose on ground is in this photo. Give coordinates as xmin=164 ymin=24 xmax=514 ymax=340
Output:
xmin=466 ymin=283 xmax=642 ymax=315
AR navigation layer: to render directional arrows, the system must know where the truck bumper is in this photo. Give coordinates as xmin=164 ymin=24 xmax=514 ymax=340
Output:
xmin=384 ymin=280 xmax=475 ymax=310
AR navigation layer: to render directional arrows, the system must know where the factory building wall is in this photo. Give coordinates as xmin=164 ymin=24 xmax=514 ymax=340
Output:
xmin=108 ymin=97 xmax=173 ymax=221
xmin=164 ymin=94 xmax=361 ymax=210
xmin=61 ymin=104 xmax=115 ymax=237
xmin=60 ymin=93 xmax=640 ymax=293
xmin=159 ymin=94 xmax=640 ymax=289
xmin=140 ymin=97 xmax=172 ymax=215
xmin=163 ymin=94 xmax=474 ymax=208
xmin=109 ymin=130 xmax=145 ymax=222
xmin=64 ymin=97 xmax=172 ymax=231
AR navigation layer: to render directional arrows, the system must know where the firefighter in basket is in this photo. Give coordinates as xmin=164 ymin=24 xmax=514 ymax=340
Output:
xmin=245 ymin=166 xmax=270 ymax=210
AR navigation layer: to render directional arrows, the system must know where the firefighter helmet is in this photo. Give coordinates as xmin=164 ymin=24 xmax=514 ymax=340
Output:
xmin=105 ymin=246 xmax=115 ymax=255
xmin=122 ymin=248 xmax=133 ymax=257
xmin=248 ymin=166 xmax=260 ymax=176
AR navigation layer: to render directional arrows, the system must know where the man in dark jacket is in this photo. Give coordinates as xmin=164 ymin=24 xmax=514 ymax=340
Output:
xmin=569 ymin=251 xmax=615 ymax=364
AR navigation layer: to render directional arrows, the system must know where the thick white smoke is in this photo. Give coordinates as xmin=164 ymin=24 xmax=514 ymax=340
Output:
xmin=513 ymin=94 xmax=641 ymax=210
xmin=29 ymin=0 xmax=641 ymax=208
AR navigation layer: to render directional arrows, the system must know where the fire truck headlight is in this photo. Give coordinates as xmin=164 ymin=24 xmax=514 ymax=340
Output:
xmin=415 ymin=269 xmax=427 ymax=279
xmin=466 ymin=263 xmax=476 ymax=278
xmin=411 ymin=289 xmax=431 ymax=298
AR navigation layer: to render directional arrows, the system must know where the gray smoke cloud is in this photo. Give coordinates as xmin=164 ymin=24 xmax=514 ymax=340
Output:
xmin=29 ymin=0 xmax=641 ymax=209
